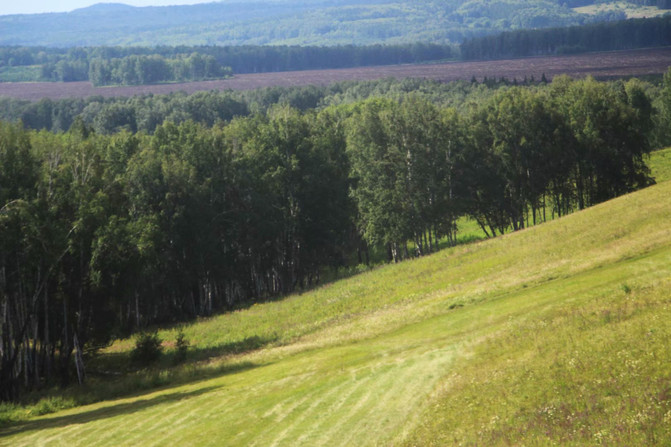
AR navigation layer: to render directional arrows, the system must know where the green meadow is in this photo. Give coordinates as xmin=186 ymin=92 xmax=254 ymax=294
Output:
xmin=650 ymin=147 xmax=671 ymax=184
xmin=1 ymin=148 xmax=670 ymax=445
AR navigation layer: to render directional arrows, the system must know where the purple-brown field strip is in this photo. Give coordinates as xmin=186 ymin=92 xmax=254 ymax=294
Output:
xmin=1 ymin=47 xmax=670 ymax=101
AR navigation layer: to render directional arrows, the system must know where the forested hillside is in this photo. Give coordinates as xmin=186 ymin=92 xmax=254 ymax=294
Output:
xmin=462 ymin=14 xmax=671 ymax=59
xmin=2 ymin=72 xmax=670 ymax=400
xmin=629 ymin=0 xmax=671 ymax=7
xmin=0 ymin=0 xmax=630 ymax=47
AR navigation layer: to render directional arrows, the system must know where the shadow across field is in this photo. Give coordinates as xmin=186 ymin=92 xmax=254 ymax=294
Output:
xmin=183 ymin=334 xmax=280 ymax=360
xmin=90 ymin=334 xmax=279 ymax=375
xmin=0 ymin=385 xmax=222 ymax=437
xmin=0 ymin=359 xmax=264 ymax=434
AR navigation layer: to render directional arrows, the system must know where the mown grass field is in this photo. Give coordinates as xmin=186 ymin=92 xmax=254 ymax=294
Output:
xmin=1 ymin=148 xmax=670 ymax=446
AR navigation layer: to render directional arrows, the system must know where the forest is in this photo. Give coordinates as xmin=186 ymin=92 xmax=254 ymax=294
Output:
xmin=72 ymin=53 xmax=230 ymax=86
xmin=0 ymin=43 xmax=455 ymax=85
xmin=2 ymin=14 xmax=670 ymax=85
xmin=629 ymin=0 xmax=671 ymax=7
xmin=2 ymin=71 xmax=670 ymax=401
xmin=0 ymin=0 xmax=627 ymax=47
xmin=461 ymin=14 xmax=671 ymax=59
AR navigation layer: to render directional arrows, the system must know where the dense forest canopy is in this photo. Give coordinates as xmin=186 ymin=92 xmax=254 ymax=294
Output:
xmin=2 ymin=72 xmax=670 ymax=401
xmin=0 ymin=0 xmax=635 ymax=47
xmin=462 ymin=14 xmax=671 ymax=59
xmin=628 ymin=0 xmax=671 ymax=7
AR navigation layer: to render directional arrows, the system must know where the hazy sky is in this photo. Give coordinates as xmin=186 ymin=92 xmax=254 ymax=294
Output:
xmin=0 ymin=1 xmax=212 ymax=16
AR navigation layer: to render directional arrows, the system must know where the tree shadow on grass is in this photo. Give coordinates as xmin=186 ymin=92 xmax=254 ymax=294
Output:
xmin=0 ymin=361 xmax=260 ymax=437
xmin=91 ymin=334 xmax=279 ymax=374
xmin=0 ymin=386 xmax=217 ymax=437
xmin=176 ymin=334 xmax=279 ymax=363
xmin=35 ymin=338 xmax=277 ymax=424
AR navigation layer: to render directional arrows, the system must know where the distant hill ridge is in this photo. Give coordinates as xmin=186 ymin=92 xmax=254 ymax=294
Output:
xmin=0 ymin=0 xmax=631 ymax=47
xmin=73 ymin=3 xmax=137 ymax=13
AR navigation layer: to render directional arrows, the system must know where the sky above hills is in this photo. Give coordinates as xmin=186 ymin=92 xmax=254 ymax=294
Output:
xmin=0 ymin=1 xmax=209 ymax=16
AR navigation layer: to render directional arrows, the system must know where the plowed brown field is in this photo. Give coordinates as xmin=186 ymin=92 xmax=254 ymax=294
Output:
xmin=1 ymin=47 xmax=670 ymax=101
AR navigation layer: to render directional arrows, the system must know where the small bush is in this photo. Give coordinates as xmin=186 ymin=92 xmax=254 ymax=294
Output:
xmin=173 ymin=329 xmax=189 ymax=365
xmin=131 ymin=331 xmax=163 ymax=365
xmin=30 ymin=396 xmax=76 ymax=416
xmin=0 ymin=402 xmax=21 ymax=425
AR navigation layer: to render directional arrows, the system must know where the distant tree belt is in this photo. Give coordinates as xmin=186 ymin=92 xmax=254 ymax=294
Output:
xmin=0 ymin=43 xmax=456 ymax=84
xmin=1 ymin=73 xmax=669 ymax=400
xmin=461 ymin=15 xmax=671 ymax=60
xmin=88 ymin=54 xmax=232 ymax=86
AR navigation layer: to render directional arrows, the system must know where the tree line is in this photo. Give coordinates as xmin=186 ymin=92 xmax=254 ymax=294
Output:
xmin=461 ymin=14 xmax=671 ymax=60
xmin=3 ymin=74 xmax=669 ymax=147
xmin=0 ymin=43 xmax=455 ymax=84
xmin=1 ymin=74 xmax=666 ymax=401
xmin=87 ymin=53 xmax=232 ymax=86
xmin=1 ymin=78 xmax=495 ymax=135
xmin=39 ymin=53 xmax=231 ymax=86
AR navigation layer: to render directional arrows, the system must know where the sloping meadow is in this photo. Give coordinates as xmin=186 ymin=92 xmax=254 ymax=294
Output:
xmin=3 ymin=156 xmax=671 ymax=445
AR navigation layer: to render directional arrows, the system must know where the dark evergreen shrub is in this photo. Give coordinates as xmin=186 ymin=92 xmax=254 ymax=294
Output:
xmin=131 ymin=331 xmax=163 ymax=365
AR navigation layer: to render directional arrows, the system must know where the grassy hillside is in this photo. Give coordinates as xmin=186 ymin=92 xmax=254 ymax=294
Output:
xmin=1 ymin=150 xmax=670 ymax=445
xmin=650 ymin=147 xmax=671 ymax=183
